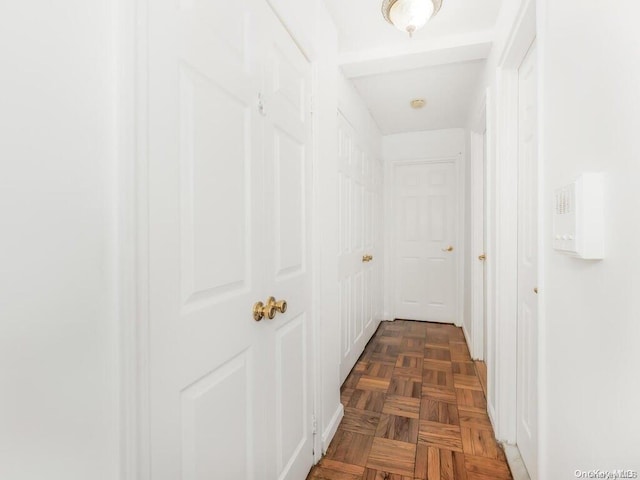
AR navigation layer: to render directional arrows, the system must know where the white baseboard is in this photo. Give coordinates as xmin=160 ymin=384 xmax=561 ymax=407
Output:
xmin=461 ymin=323 xmax=472 ymax=354
xmin=321 ymin=403 xmax=344 ymax=454
xmin=503 ymin=444 xmax=532 ymax=480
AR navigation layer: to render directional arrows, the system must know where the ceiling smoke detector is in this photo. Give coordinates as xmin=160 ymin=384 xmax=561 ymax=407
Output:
xmin=410 ymin=98 xmax=427 ymax=109
xmin=382 ymin=0 xmax=443 ymax=37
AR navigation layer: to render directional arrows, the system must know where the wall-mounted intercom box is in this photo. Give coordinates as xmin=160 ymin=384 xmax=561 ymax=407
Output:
xmin=553 ymin=173 xmax=604 ymax=259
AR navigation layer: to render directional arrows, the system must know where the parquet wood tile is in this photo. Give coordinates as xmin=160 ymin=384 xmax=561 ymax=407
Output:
xmin=464 ymin=455 xmax=512 ymax=479
xmin=362 ymin=468 xmax=413 ymax=480
xmin=415 ymin=445 xmax=468 ymax=480
xmin=455 ymin=388 xmax=487 ymax=413
xmin=308 ymin=320 xmax=512 ymax=480
xmin=375 ymin=413 xmax=420 ymax=443
xmin=424 ymin=348 xmax=452 ymax=362
xmin=366 ymin=362 xmax=396 ymax=379
xmin=420 ymin=398 xmax=460 ymax=425
xmin=382 ymin=394 xmax=421 ymax=419
xmin=357 ymin=376 xmax=392 ymax=392
xmin=452 ymin=361 xmax=477 ymax=376
xmin=348 ymin=389 xmax=386 ymax=413
xmin=341 ymin=407 xmax=381 ymax=436
xmin=453 ymin=373 xmax=483 ymax=391
xmin=324 ymin=430 xmax=373 ymax=466
xmin=340 ymin=387 xmax=354 ymax=406
xmin=423 ymin=368 xmax=454 ymax=388
xmin=418 ymin=420 xmax=464 ymax=452
xmin=366 ymin=437 xmax=417 ymax=476
xmin=387 ymin=375 xmax=422 ymax=398
xmin=461 ymin=425 xmax=501 ymax=459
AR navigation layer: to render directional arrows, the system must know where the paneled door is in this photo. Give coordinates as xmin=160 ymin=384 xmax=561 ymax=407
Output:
xmin=516 ymin=40 xmax=538 ymax=480
xmin=393 ymin=161 xmax=458 ymax=323
xmin=146 ymin=0 xmax=314 ymax=478
xmin=261 ymin=8 xmax=315 ymax=480
xmin=337 ymin=113 xmax=383 ymax=383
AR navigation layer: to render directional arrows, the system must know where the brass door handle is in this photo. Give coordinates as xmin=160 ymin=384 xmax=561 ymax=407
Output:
xmin=362 ymin=254 xmax=373 ymax=262
xmin=253 ymin=301 xmax=276 ymax=322
xmin=442 ymin=246 xmax=454 ymax=252
xmin=267 ymin=296 xmax=287 ymax=314
xmin=479 ymin=254 xmax=486 ymax=261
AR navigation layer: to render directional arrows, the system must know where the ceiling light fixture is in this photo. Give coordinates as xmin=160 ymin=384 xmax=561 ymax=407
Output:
xmin=382 ymin=0 xmax=443 ymax=37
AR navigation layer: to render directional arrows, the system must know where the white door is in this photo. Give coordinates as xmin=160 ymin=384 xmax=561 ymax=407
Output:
xmin=393 ymin=162 xmax=458 ymax=323
xmin=516 ymin=41 xmax=538 ymax=480
xmin=147 ymin=0 xmax=314 ymax=478
xmin=337 ymin=113 xmax=383 ymax=382
xmin=262 ymin=10 xmax=315 ymax=480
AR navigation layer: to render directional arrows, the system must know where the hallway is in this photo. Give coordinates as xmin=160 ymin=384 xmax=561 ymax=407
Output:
xmin=308 ymin=320 xmax=511 ymax=479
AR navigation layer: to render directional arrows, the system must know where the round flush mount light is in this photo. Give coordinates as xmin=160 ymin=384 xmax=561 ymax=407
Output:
xmin=410 ymin=98 xmax=427 ymax=109
xmin=382 ymin=0 xmax=443 ymax=37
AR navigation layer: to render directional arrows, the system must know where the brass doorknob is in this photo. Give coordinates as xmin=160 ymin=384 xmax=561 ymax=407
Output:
xmin=478 ymin=254 xmax=486 ymax=261
xmin=267 ymin=296 xmax=287 ymax=314
xmin=442 ymin=246 xmax=454 ymax=252
xmin=253 ymin=301 xmax=276 ymax=322
xmin=534 ymin=287 xmax=539 ymax=294
xmin=362 ymin=254 xmax=373 ymax=262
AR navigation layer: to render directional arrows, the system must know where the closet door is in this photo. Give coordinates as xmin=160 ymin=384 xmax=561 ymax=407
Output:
xmin=337 ymin=113 xmax=381 ymax=382
xmin=261 ymin=7 xmax=315 ymax=480
xmin=146 ymin=0 xmax=314 ymax=478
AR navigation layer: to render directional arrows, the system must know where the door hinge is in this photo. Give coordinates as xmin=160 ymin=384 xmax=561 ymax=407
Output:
xmin=312 ymin=415 xmax=317 ymax=435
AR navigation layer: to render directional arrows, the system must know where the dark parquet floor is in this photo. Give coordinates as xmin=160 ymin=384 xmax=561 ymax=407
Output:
xmin=307 ymin=320 xmax=513 ymax=480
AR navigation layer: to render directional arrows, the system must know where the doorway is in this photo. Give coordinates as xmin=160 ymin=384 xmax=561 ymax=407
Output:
xmin=391 ymin=160 xmax=460 ymax=323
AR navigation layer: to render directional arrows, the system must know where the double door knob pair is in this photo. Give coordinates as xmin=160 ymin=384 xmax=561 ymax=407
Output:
xmin=253 ymin=296 xmax=287 ymax=322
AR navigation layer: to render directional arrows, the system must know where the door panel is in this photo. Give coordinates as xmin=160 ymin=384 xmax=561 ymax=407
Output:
xmin=393 ymin=162 xmax=458 ymax=323
xmin=517 ymin=41 xmax=538 ymax=480
xmin=263 ymin=10 xmax=314 ymax=480
xmin=147 ymin=0 xmax=313 ymax=478
xmin=337 ymin=113 xmax=383 ymax=383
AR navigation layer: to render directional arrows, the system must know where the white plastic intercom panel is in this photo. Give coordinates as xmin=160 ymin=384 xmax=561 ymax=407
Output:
xmin=553 ymin=173 xmax=604 ymax=259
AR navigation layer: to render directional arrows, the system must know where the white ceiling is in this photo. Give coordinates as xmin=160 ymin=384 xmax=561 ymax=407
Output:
xmin=323 ymin=0 xmax=503 ymax=53
xmin=352 ymin=60 xmax=485 ymax=134
xmin=323 ymin=0 xmax=503 ymax=133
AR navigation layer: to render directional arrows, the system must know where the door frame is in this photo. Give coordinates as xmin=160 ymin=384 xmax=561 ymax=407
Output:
xmin=115 ymin=1 xmax=325 ymax=477
xmin=387 ymin=156 xmax=465 ymax=326
xmin=470 ymin=95 xmax=487 ymax=360
xmin=491 ymin=0 xmax=539 ymax=451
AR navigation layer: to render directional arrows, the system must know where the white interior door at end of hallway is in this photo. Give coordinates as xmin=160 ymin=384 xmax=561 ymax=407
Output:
xmin=146 ymin=0 xmax=314 ymax=479
xmin=393 ymin=161 xmax=458 ymax=323
xmin=337 ymin=112 xmax=382 ymax=383
xmin=516 ymin=40 xmax=538 ymax=480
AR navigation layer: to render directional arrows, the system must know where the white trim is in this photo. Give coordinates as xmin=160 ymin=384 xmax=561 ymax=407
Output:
xmin=321 ymin=404 xmax=344 ymax=455
xmin=469 ymin=124 xmax=486 ymax=360
xmin=387 ymin=156 xmax=465 ymax=325
xmin=117 ymin=0 xmax=150 ymax=477
xmin=310 ymin=61 xmax=323 ymax=464
xmin=493 ymin=0 xmax=537 ymax=445
xmin=503 ymin=444 xmax=532 ymax=480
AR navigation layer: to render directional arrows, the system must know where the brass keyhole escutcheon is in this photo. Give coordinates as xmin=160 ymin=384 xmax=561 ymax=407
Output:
xmin=253 ymin=301 xmax=276 ymax=322
xmin=479 ymin=254 xmax=486 ymax=261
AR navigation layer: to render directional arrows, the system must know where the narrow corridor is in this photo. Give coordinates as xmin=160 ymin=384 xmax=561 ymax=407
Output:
xmin=308 ymin=320 xmax=512 ymax=480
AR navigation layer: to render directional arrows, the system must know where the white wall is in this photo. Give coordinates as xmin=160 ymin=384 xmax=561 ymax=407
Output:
xmin=470 ymin=0 xmax=640 ymax=476
xmin=382 ymin=129 xmax=467 ymax=326
xmin=0 ymin=1 xmax=118 ymax=479
xmin=538 ymin=0 xmax=640 ymax=476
